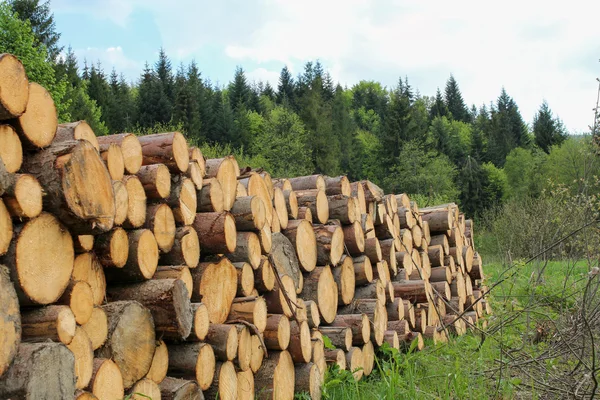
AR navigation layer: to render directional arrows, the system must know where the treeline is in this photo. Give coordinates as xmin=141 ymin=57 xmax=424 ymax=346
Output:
xmin=1 ymin=0 xmax=575 ymax=218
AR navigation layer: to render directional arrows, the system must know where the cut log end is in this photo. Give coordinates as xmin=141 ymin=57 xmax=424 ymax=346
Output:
xmin=13 ymin=82 xmax=57 ymax=148
xmin=0 ymin=54 xmax=29 ymax=119
xmin=0 ymin=125 xmax=23 ymax=173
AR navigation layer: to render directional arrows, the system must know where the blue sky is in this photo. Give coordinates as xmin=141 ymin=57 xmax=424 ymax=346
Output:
xmin=52 ymin=0 xmax=600 ymax=133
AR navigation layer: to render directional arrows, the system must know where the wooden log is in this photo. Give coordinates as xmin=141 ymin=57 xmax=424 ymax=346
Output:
xmin=190 ymin=258 xmax=238 ymax=323
xmin=97 ymin=301 xmax=156 ymax=389
xmin=398 ymin=331 xmax=424 ymax=351
xmin=228 ymin=296 xmax=267 ymax=333
xmin=327 ymin=194 xmax=356 ymax=224
xmin=237 ymin=180 xmax=248 ymax=197
xmin=450 ymin=273 xmax=467 ymax=303
xmin=350 ymin=181 xmax=367 ymax=215
xmin=396 ymin=251 xmax=414 ymax=277
xmin=384 ymin=330 xmax=400 ymax=350
xmin=387 ymin=320 xmax=410 ymax=336
xmin=430 ymin=266 xmax=452 ymax=283
xmin=11 ymin=82 xmax=57 ymax=149
xmin=230 ymin=195 xmax=266 ymax=231
xmin=386 ymin=297 xmax=405 ymax=320
xmin=283 ymin=189 xmax=298 ymax=219
xmin=380 ymin=239 xmax=397 ymax=277
xmin=345 ymin=347 xmax=364 ymax=381
xmin=273 ymin=187 xmax=289 ymax=229
xmin=254 ymin=350 xmax=295 ymax=400
xmin=136 ymin=164 xmax=171 ymax=200
xmin=0 ymin=342 xmax=75 ymax=399
xmin=54 ymin=120 xmax=98 ymax=149
xmin=428 ymin=244 xmax=444 ymax=267
xmin=111 ymin=180 xmax=129 ymax=226
xmin=414 ymin=308 xmax=427 ymax=333
xmin=288 ymin=175 xmax=325 ymax=191
xmin=314 ymin=223 xmax=344 ymax=266
xmin=430 ymin=234 xmax=450 ymax=255
xmin=338 ymin=298 xmax=386 ymax=345
xmin=328 ymin=314 xmax=370 ymax=345
xmin=353 ymin=255 xmax=373 ymax=286
xmin=197 ymin=178 xmax=224 ymax=212
xmin=263 ymin=314 xmax=290 ymax=351
xmin=187 ymin=303 xmax=210 ymax=341
xmin=238 ymin=173 xmax=272 ymax=223
xmin=168 ymin=342 xmax=215 ymax=390
xmin=138 ymin=132 xmax=189 ymax=173
xmin=398 ymin=228 xmax=413 ymax=254
xmin=463 ymin=246 xmax=474 ymax=273
xmin=259 ymin=221 xmax=273 ymax=254
xmin=127 ymin=377 xmax=161 ymax=400
xmin=105 ymin=229 xmax=158 ymax=282
xmin=206 ymin=157 xmax=241 ymax=211
xmin=319 ymin=326 xmax=353 ymax=351
xmin=66 ymin=327 xmax=94 ymax=389
xmin=332 ymin=255 xmax=356 ymax=305
xmin=280 ymin=219 xmax=317 ymax=273
xmin=192 ymin=212 xmax=237 ymax=254
xmin=204 ymin=324 xmax=238 ymax=361
xmin=189 ymin=147 xmax=205 ymax=176
xmin=362 ymin=341 xmax=375 ymax=377
xmin=2 ymin=213 xmax=74 ymax=305
xmin=254 ymin=256 xmax=275 ymax=291
xmin=421 ymin=210 xmax=452 ymax=232
xmin=143 ymin=204 xmax=176 ymax=253
xmin=167 ymin=176 xmax=197 ymax=226
xmin=20 ymin=304 xmax=75 ymax=346
xmin=324 ymin=349 xmax=346 ymax=370
xmin=250 ymin=334 xmax=265 ymax=373
xmin=364 ymin=237 xmax=382 ymax=264
xmin=304 ymin=300 xmax=320 ymax=329
xmin=74 ymin=235 xmax=94 ymax=253
xmin=203 ymin=361 xmax=237 ymax=400
xmin=342 ymin=220 xmax=365 ymax=256
xmin=122 ymin=175 xmax=147 ymax=228
xmin=236 ymin=368 xmax=254 ymax=400
xmin=392 ymin=280 xmax=431 ymax=303
xmin=264 ymin=274 xmax=297 ymax=317
xmin=288 ymin=320 xmax=312 ymax=363
xmin=295 ymin=363 xmax=323 ymax=400
xmin=232 ymin=262 xmax=255 ymax=297
xmin=0 ymin=265 xmax=20 ymax=377
xmin=295 ymin=189 xmax=329 ymax=223
xmin=2 ymin=173 xmax=42 ymax=219
xmin=353 ymin=279 xmax=386 ymax=305
xmin=186 ymin=160 xmax=203 ymax=190
xmin=325 ymin=175 xmax=351 ymax=196
xmin=85 ymin=358 xmax=124 ymax=400
xmin=295 ymin=297 xmax=308 ymax=323
xmin=302 ymin=266 xmax=338 ymax=323
xmin=311 ymin=336 xmax=326 ymax=376
xmin=21 ymin=140 xmax=115 ymax=234
xmin=469 ymin=252 xmax=484 ymax=281
xmin=160 ymin=226 xmax=200 ymax=268
xmin=93 ymin=228 xmax=128 ymax=269
xmin=0 ymin=54 xmax=28 ymax=119
xmin=159 ymin=377 xmax=201 ymax=400
xmin=97 ymin=134 xmax=143 ymax=174
xmin=227 ymin=232 xmax=261 ymax=269
xmin=297 ymin=206 xmax=312 ymax=222
xmin=0 ymin=125 xmax=22 ymax=177
xmin=99 ymin=142 xmax=125 ymax=181
xmin=81 ymin=307 xmax=108 ymax=350
xmin=54 ymin=280 xmax=93 ymax=325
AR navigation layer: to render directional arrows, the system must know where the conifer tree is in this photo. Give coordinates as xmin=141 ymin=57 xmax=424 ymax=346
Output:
xmin=9 ymin=0 xmax=62 ymax=60
xmin=457 ymin=156 xmax=487 ymax=217
xmin=533 ymin=100 xmax=566 ymax=153
xmin=487 ymin=88 xmax=529 ymax=166
xmin=429 ymin=88 xmax=448 ymax=120
xmin=277 ymin=65 xmax=295 ymax=107
xmin=444 ymin=75 xmax=470 ymax=123
xmin=380 ymin=78 xmax=413 ymax=161
xmin=228 ymin=66 xmax=251 ymax=110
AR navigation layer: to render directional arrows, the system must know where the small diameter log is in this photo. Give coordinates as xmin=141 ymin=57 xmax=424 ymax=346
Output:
xmin=295 ymin=363 xmax=323 ymax=400
xmin=338 ymin=298 xmax=387 ymax=346
xmin=254 ymin=351 xmax=295 ymax=400
xmin=168 ymin=176 xmax=197 ymax=226
xmin=332 ymin=255 xmax=356 ymax=305
xmin=380 ymin=239 xmax=397 ymax=277
xmin=100 ymin=143 xmax=124 ymax=181
xmin=227 ymin=232 xmax=262 ymax=269
xmin=97 ymin=301 xmax=156 ymax=389
xmin=271 ymin=207 xmax=281 ymax=232
xmin=159 ymin=377 xmax=201 ymax=400
xmin=136 ymin=164 xmax=171 ymax=200
xmin=0 ymin=265 xmax=20 ymax=376
xmin=190 ymin=258 xmax=238 ymax=323
xmin=353 ymin=279 xmax=386 ymax=305
xmin=264 ymin=274 xmax=297 ymax=317
xmin=325 ymin=349 xmax=346 ymax=370
xmin=288 ymin=320 xmax=312 ymax=363
xmin=231 ymin=195 xmax=266 ymax=231
xmin=342 ymin=221 xmax=365 ymax=256
xmin=127 ymin=378 xmax=161 ymax=400
xmin=430 ymin=266 xmax=452 ymax=284
xmin=160 ymin=226 xmax=200 ymax=268
xmin=319 ymin=326 xmax=352 ymax=351
xmin=263 ymin=314 xmax=291 ymax=351
xmin=94 ymin=227 xmax=129 ymax=269
xmin=81 ymin=307 xmax=108 ymax=350
xmin=55 ymin=280 xmax=94 ymax=325
xmin=430 ymin=234 xmax=450 ymax=255
xmin=345 ymin=347 xmax=364 ymax=381
xmin=463 ymin=246 xmax=475 ymax=273
xmin=206 ymin=157 xmax=240 ymax=211
xmin=428 ymin=244 xmax=444 ymax=267
xmin=399 ymin=331 xmax=424 ymax=351
xmin=362 ymin=341 xmax=375 ymax=376
xmin=0 ymin=125 xmax=22 ymax=174
xmin=12 ymin=82 xmax=57 ymax=149
xmin=288 ymin=175 xmax=325 ymax=191
xmin=469 ymin=252 xmax=484 ymax=281
xmin=86 ymin=358 xmax=124 ymax=400
xmin=364 ymin=237 xmax=382 ymax=264
xmin=328 ymin=314 xmax=370 ymax=346
xmin=197 ymin=178 xmax=224 ymax=212
xmin=105 ymin=229 xmax=158 ymax=282
xmin=66 ymin=327 xmax=94 ymax=389
xmin=423 ymin=326 xmax=448 ymax=344
xmin=187 ymin=303 xmax=210 ymax=341
xmin=123 ymin=175 xmax=147 ymax=228
xmin=312 ymin=337 xmax=326 ymax=376
xmin=325 ymin=175 xmax=351 ymax=196
xmin=233 ymin=262 xmax=255 ymax=297
xmin=250 ymin=334 xmax=265 ymax=373
xmin=421 ymin=210 xmax=453 ymax=232
xmin=112 ymin=180 xmax=129 ymax=226
xmin=55 ymin=121 xmax=98 ymax=150
xmin=398 ymin=229 xmax=413 ymax=254
xmin=97 ymin=134 xmax=143 ymax=174
xmin=387 ymin=320 xmax=410 ymax=336
xmin=192 ymin=212 xmax=237 ymax=254
xmin=283 ymin=189 xmax=299 ymax=219
xmin=74 ymin=235 xmax=94 ymax=253
xmin=392 ymin=280 xmax=431 ymax=304
xmin=354 ymin=255 xmax=373 ymax=286
xmin=0 ymin=342 xmax=75 ymax=400
xmin=189 ymin=147 xmax=205 ymax=176
xmin=154 ymin=265 xmax=194 ymax=298
xmin=384 ymin=331 xmax=400 ymax=350
xmin=305 ymin=300 xmax=321 ymax=329
xmin=168 ymin=342 xmax=215 ymax=390
xmin=144 ymin=203 xmax=176 ymax=253
xmin=186 ymin=160 xmax=203 ymax=190
xmin=386 ymin=297 xmax=406 ymax=321
xmin=3 ymin=213 xmax=74 ymax=305
xmin=0 ymin=54 xmax=29 ymax=120
xmin=3 ymin=173 xmax=42 ymax=219
xmin=71 ymin=253 xmax=106 ymax=308
xmin=20 ymin=304 xmax=76 ymax=345
xmin=228 ymin=296 xmax=267 ymax=333
xmin=295 ymin=297 xmax=308 ymax=323
xmin=297 ymin=206 xmax=312 ymax=222
xmin=254 ymin=256 xmax=275 ymax=291
xmin=203 ymin=361 xmax=237 ymax=400
xmin=281 ymin=219 xmax=317 ymax=272
xmin=204 ymin=324 xmax=238 ymax=362
xmin=351 ymin=182 xmax=367 ymax=215
xmin=21 ymin=140 xmax=115 ymax=234
xmin=138 ymin=132 xmax=189 ymax=173
xmin=327 ymin=194 xmax=356 ymax=224
xmin=396 ymin=252 xmax=414 ymax=277
xmin=273 ymin=187 xmax=289 ymax=229
xmin=302 ymin=266 xmax=338 ymax=324
xmin=237 ymin=368 xmax=255 ymax=400
xmin=295 ymin=189 xmax=329 ymax=224
xmin=314 ymin=226 xmax=344 ymax=270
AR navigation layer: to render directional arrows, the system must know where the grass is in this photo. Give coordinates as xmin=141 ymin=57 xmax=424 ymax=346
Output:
xmin=312 ymin=258 xmax=592 ymax=400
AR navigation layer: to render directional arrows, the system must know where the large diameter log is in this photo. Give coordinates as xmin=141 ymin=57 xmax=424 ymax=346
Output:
xmin=228 ymin=296 xmax=267 ymax=333
xmin=288 ymin=320 xmax=312 ymax=363
xmin=264 ymin=274 xmax=297 ymax=317
xmin=99 ymin=143 xmax=124 ymax=181
xmin=138 ymin=132 xmax=189 ymax=173
xmin=107 ymin=278 xmax=192 ymax=339
xmin=0 ymin=342 xmax=75 ymax=399
xmin=205 ymin=324 xmax=239 ymax=361
xmin=168 ymin=343 xmax=215 ymax=390
xmin=0 ymin=54 xmax=29 ymax=119
xmin=295 ymin=189 xmax=329 ymax=223
xmin=97 ymin=301 xmax=156 ymax=389
xmin=193 ymin=212 xmax=236 ymax=254
xmin=168 ymin=176 xmax=197 ymax=226
xmin=281 ymin=219 xmax=317 ymax=273
xmin=136 ymin=163 xmax=171 ymax=199
xmin=314 ymin=224 xmax=344 ymax=266
xmin=86 ymin=358 xmax=124 ymax=400
xmin=204 ymin=361 xmax=237 ymax=400
xmin=21 ymin=140 xmax=115 ymax=234
xmin=2 ymin=213 xmax=74 ymax=305
xmin=98 ymin=134 xmax=143 ymax=174
xmin=0 ymin=125 xmax=22 ymax=175
xmin=190 ymin=258 xmax=238 ymax=323
xmin=94 ymin=227 xmax=129 ymax=268
xmin=227 ymin=232 xmax=261 ymax=269
xmin=3 ymin=173 xmax=42 ymax=219
xmin=254 ymin=350 xmax=294 ymax=400
xmin=230 ymin=195 xmax=266 ymax=231
xmin=333 ymin=255 xmax=356 ymax=305
xmin=106 ymin=229 xmax=158 ymax=282
xmin=81 ymin=307 xmax=108 ymax=350
xmin=72 ymin=253 xmax=106 ymax=306
xmin=295 ymin=363 xmax=322 ymax=400
xmin=205 ymin=157 xmax=238 ymax=211
xmin=144 ymin=203 xmax=176 ymax=253
xmin=233 ymin=262 xmax=255 ymax=297
xmin=428 ymin=244 xmax=444 ymax=267
xmin=161 ymin=226 xmax=200 ymax=268
xmin=197 ymin=178 xmax=224 ymax=212
xmin=159 ymin=377 xmax=201 ymax=400
xmin=12 ymin=82 xmax=57 ymax=149
xmin=0 ymin=265 xmax=20 ymax=377
xmin=342 ymin=221 xmax=365 ymax=256
xmin=302 ymin=266 xmax=338 ymax=323
xmin=66 ymin=327 xmax=94 ymax=389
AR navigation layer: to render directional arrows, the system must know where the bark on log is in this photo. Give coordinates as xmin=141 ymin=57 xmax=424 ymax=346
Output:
xmin=159 ymin=377 xmax=202 ymax=400
xmin=430 ymin=266 xmax=452 ymax=283
xmin=230 ymin=195 xmax=266 ymax=231
xmin=324 ymin=349 xmax=346 ymax=370
xmin=302 ymin=266 xmax=338 ymax=323
xmin=353 ymin=255 xmax=373 ymax=285
xmin=421 ymin=210 xmax=452 ymax=232
xmin=228 ymin=296 xmax=267 ymax=333
xmin=386 ymin=297 xmax=405 ymax=321
xmin=283 ymin=189 xmax=298 ymax=219
xmin=227 ymin=232 xmax=262 ymax=269
xmin=192 ymin=212 xmax=237 ymax=254
xmin=325 ymin=175 xmax=351 ymax=196
xmin=327 ymin=194 xmax=356 ymax=224
xmin=204 ymin=324 xmax=238 ymax=361
xmin=294 ymin=363 xmax=322 ymax=400
xmin=190 ymin=258 xmax=238 ymax=323
xmin=327 ymin=314 xmax=370 ymax=346
xmin=364 ymin=237 xmax=382 ymax=264
xmin=55 ymin=280 xmax=93 ymax=325
xmin=314 ymin=223 xmax=344 ymax=266
xmin=392 ymin=280 xmax=431 ymax=304
xmin=288 ymin=320 xmax=312 ymax=364
xmin=345 ymin=347 xmax=364 ymax=381
xmin=342 ymin=220 xmax=365 ymax=256
xmin=353 ymin=279 xmax=386 ymax=305
xmin=11 ymin=82 xmax=57 ymax=149
xmin=167 ymin=342 xmax=215 ymax=390
xmin=136 ymin=164 xmax=171 ymax=200
xmin=297 ymin=206 xmax=312 ymax=222
xmin=97 ymin=301 xmax=156 ymax=389
xmin=206 ymin=157 xmax=241 ymax=211
xmin=263 ymin=314 xmax=290 ymax=351
xmin=254 ymin=256 xmax=275 ymax=292
xmin=430 ymin=234 xmax=450 ymax=255
xmin=105 ymin=229 xmax=158 ymax=282
xmin=97 ymin=134 xmax=143 ymax=174
xmin=232 ymin=262 xmax=255 ymax=297
xmin=2 ymin=173 xmax=42 ymax=219
xmin=319 ymin=326 xmax=352 ymax=351
xmin=469 ymin=252 xmax=484 ymax=281
xmin=20 ymin=305 xmax=76 ymax=346
xmin=138 ymin=132 xmax=189 ymax=173
xmin=160 ymin=226 xmax=200 ymax=268
xmin=197 ymin=178 xmax=224 ymax=212
xmin=264 ymin=274 xmax=297 ymax=317
xmin=55 ymin=121 xmax=98 ymax=150
xmin=288 ymin=175 xmax=325 ymax=191
xmin=295 ymin=189 xmax=329 ymax=224
xmin=94 ymin=227 xmax=128 ymax=268
xmin=380 ymin=239 xmax=397 ymax=277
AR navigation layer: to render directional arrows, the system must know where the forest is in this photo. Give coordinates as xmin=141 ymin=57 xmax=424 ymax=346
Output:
xmin=0 ymin=0 xmax=588 ymax=219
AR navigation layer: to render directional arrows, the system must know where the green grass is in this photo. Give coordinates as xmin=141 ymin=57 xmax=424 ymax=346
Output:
xmin=311 ymin=259 xmax=591 ymax=400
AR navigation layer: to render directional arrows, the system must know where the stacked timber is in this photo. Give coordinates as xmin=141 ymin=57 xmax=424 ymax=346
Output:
xmin=0 ymin=53 xmax=492 ymax=400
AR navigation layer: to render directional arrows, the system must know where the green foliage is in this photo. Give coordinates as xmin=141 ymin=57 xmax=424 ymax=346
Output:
xmin=504 ymin=147 xmax=546 ymax=198
xmin=533 ymin=100 xmax=567 ymax=153
xmin=481 ymin=162 xmax=508 ymax=204
xmin=444 ymin=74 xmax=470 ymax=123
xmin=9 ymin=0 xmax=62 ymax=60
xmin=542 ymin=137 xmax=600 ymax=194
xmin=64 ymin=80 xmax=108 ymax=135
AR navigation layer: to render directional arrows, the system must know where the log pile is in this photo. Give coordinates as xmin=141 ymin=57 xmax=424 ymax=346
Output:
xmin=0 ymin=53 xmax=492 ymax=400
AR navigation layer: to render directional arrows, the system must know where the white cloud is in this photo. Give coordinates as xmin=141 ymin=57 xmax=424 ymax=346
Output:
xmin=246 ymin=67 xmax=280 ymax=88
xmin=74 ymin=46 xmax=141 ymax=79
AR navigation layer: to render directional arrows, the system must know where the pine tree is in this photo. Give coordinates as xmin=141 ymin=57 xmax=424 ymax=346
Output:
xmin=277 ymin=66 xmax=295 ymax=107
xmin=533 ymin=100 xmax=567 ymax=153
xmin=228 ymin=66 xmax=251 ymax=111
xmin=155 ymin=48 xmax=174 ymax=102
xmin=136 ymin=62 xmax=165 ymax=128
xmin=9 ymin=0 xmax=62 ymax=60
xmin=86 ymin=62 xmax=111 ymax=117
xmin=55 ymin=46 xmax=80 ymax=87
xmin=322 ymin=72 xmax=335 ymax=102
xmin=471 ymin=105 xmax=489 ymax=161
xmin=487 ymin=88 xmax=529 ymax=166
xmin=444 ymin=75 xmax=470 ymax=123
xmin=262 ymin=82 xmax=275 ymax=101
xmin=429 ymin=88 xmax=448 ymax=120
xmin=379 ymin=78 xmax=413 ymax=161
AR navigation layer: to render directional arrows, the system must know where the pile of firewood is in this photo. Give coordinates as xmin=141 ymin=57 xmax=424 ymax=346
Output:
xmin=0 ymin=53 xmax=491 ymax=400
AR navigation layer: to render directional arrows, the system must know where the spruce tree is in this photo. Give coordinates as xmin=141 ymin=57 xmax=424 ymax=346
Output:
xmin=9 ymin=0 xmax=62 ymax=60
xmin=277 ymin=66 xmax=295 ymax=107
xmin=262 ymin=82 xmax=276 ymax=100
xmin=429 ymin=88 xmax=448 ymax=120
xmin=458 ymin=156 xmax=488 ymax=217
xmin=379 ymin=78 xmax=413 ymax=161
xmin=155 ymin=48 xmax=174 ymax=102
xmin=444 ymin=75 xmax=470 ymax=123
xmin=55 ymin=46 xmax=80 ymax=87
xmin=533 ymin=100 xmax=566 ymax=153
xmin=487 ymin=88 xmax=529 ymax=166
xmin=228 ymin=66 xmax=251 ymax=110
xmin=86 ymin=62 xmax=111 ymax=117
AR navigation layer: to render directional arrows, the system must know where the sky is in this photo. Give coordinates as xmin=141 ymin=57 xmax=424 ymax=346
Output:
xmin=51 ymin=0 xmax=600 ymax=133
